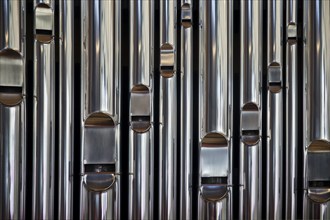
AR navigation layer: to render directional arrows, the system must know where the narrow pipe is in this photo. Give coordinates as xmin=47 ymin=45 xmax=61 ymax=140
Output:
xmin=58 ymin=0 xmax=74 ymax=218
xmin=303 ymin=1 xmax=330 ymax=219
xmin=80 ymin=1 xmax=121 ymax=219
xmin=0 ymin=1 xmax=26 ymax=219
xmin=128 ymin=1 xmax=154 ymax=219
xmin=180 ymin=0 xmax=193 ymax=219
xmin=267 ymin=1 xmax=283 ymax=219
xmin=159 ymin=0 xmax=177 ymax=219
xmin=285 ymin=0 xmax=297 ymax=219
xmin=239 ymin=1 xmax=263 ymax=219
xmin=32 ymin=0 xmax=55 ymax=218
xmin=198 ymin=1 xmax=233 ymax=219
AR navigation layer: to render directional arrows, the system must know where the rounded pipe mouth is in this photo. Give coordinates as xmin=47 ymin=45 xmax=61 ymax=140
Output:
xmin=201 ymin=132 xmax=228 ymax=148
xmin=307 ymin=140 xmax=330 ymax=152
xmin=85 ymin=112 xmax=115 ymax=127
xmin=241 ymin=102 xmax=260 ymax=146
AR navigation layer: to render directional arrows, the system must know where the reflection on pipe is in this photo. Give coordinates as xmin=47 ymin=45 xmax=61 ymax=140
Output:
xmin=180 ymin=1 xmax=193 ymax=219
xmin=0 ymin=1 xmax=26 ymax=219
xmin=285 ymin=0 xmax=297 ymax=219
xmin=240 ymin=1 xmax=263 ymax=219
xmin=159 ymin=0 xmax=177 ymax=219
xmin=128 ymin=1 xmax=154 ymax=219
xmin=267 ymin=1 xmax=283 ymax=219
xmin=198 ymin=1 xmax=233 ymax=219
xmin=80 ymin=1 xmax=121 ymax=219
xmin=32 ymin=0 xmax=55 ymax=218
xmin=303 ymin=1 xmax=330 ymax=219
xmin=58 ymin=0 xmax=74 ymax=219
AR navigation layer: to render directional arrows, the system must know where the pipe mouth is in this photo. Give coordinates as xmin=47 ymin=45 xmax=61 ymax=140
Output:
xmin=0 ymin=49 xmax=24 ymax=106
xmin=268 ymin=62 xmax=282 ymax=93
xmin=241 ymin=103 xmax=260 ymax=145
xmin=35 ymin=3 xmax=54 ymax=43
xmin=201 ymin=132 xmax=228 ymax=148
xmin=181 ymin=3 xmax=192 ymax=28
xmin=160 ymin=43 xmax=175 ymax=78
xmin=130 ymin=85 xmax=151 ymax=133
xmin=308 ymin=181 xmax=330 ymax=203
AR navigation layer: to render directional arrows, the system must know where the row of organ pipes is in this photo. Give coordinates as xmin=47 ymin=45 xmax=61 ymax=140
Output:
xmin=0 ymin=0 xmax=329 ymax=219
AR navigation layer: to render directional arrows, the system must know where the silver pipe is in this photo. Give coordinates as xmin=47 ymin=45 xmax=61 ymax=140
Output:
xmin=239 ymin=1 xmax=263 ymax=219
xmin=180 ymin=0 xmax=193 ymax=219
xmin=198 ymin=1 xmax=233 ymax=219
xmin=80 ymin=1 xmax=121 ymax=219
xmin=58 ymin=0 xmax=74 ymax=219
xmin=32 ymin=0 xmax=55 ymax=218
xmin=159 ymin=0 xmax=177 ymax=219
xmin=0 ymin=2 xmax=26 ymax=219
xmin=285 ymin=0 xmax=297 ymax=219
xmin=128 ymin=1 xmax=154 ymax=219
xmin=303 ymin=1 xmax=330 ymax=219
xmin=267 ymin=1 xmax=283 ymax=219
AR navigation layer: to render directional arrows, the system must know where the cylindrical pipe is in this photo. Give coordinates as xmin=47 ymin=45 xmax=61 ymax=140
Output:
xmin=0 ymin=1 xmax=26 ymax=219
xmin=32 ymin=0 xmax=55 ymax=218
xmin=80 ymin=1 xmax=121 ymax=219
xmin=267 ymin=1 xmax=283 ymax=219
xmin=180 ymin=1 xmax=193 ymax=219
xmin=240 ymin=1 xmax=263 ymax=219
xmin=303 ymin=1 xmax=330 ymax=219
xmin=128 ymin=1 xmax=154 ymax=219
xmin=198 ymin=1 xmax=233 ymax=219
xmin=58 ymin=0 xmax=74 ymax=218
xmin=159 ymin=0 xmax=177 ymax=219
xmin=285 ymin=0 xmax=297 ymax=219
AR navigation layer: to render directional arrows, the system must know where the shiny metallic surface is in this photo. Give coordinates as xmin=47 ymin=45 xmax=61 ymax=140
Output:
xmin=58 ymin=0 xmax=74 ymax=218
xmin=159 ymin=0 xmax=177 ymax=219
xmin=180 ymin=1 xmax=193 ymax=219
xmin=80 ymin=1 xmax=121 ymax=219
xmin=128 ymin=1 xmax=154 ymax=219
xmin=285 ymin=1 xmax=298 ymax=219
xmin=304 ymin=0 xmax=330 ymax=219
xmin=267 ymin=1 xmax=283 ymax=219
xmin=32 ymin=0 xmax=55 ymax=218
xmin=240 ymin=1 xmax=263 ymax=219
xmin=199 ymin=1 xmax=232 ymax=219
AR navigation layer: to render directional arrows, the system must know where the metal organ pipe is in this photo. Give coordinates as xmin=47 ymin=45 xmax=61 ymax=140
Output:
xmin=198 ymin=1 xmax=233 ymax=219
xmin=285 ymin=0 xmax=298 ymax=219
xmin=58 ymin=0 xmax=74 ymax=219
xmin=128 ymin=1 xmax=154 ymax=219
xmin=267 ymin=1 xmax=283 ymax=219
xmin=180 ymin=0 xmax=193 ymax=219
xmin=240 ymin=1 xmax=263 ymax=219
xmin=159 ymin=0 xmax=177 ymax=219
xmin=0 ymin=0 xmax=26 ymax=219
xmin=32 ymin=0 xmax=55 ymax=218
xmin=303 ymin=1 xmax=330 ymax=219
xmin=80 ymin=1 xmax=121 ymax=219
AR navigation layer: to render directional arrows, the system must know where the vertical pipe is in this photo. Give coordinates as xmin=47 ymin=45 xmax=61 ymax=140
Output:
xmin=128 ymin=1 xmax=154 ymax=219
xmin=303 ymin=1 xmax=330 ymax=219
xmin=285 ymin=0 xmax=297 ymax=219
xmin=198 ymin=1 xmax=233 ymax=219
xmin=180 ymin=0 xmax=193 ymax=219
xmin=159 ymin=0 xmax=177 ymax=219
xmin=80 ymin=1 xmax=121 ymax=219
xmin=58 ymin=0 xmax=74 ymax=218
xmin=239 ymin=1 xmax=263 ymax=219
xmin=267 ymin=1 xmax=283 ymax=219
xmin=0 ymin=2 xmax=26 ymax=218
xmin=32 ymin=0 xmax=55 ymax=218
